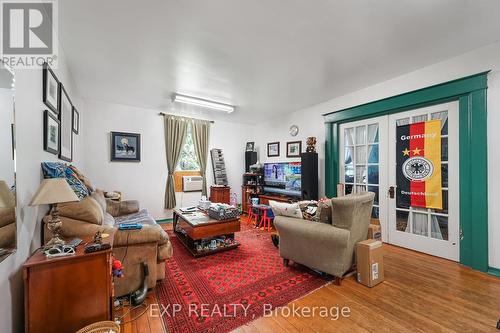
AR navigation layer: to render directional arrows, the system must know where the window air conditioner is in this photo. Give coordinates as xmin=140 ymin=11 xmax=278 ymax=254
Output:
xmin=182 ymin=176 xmax=203 ymax=192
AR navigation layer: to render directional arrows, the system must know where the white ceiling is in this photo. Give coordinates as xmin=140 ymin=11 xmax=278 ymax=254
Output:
xmin=60 ymin=0 xmax=500 ymax=123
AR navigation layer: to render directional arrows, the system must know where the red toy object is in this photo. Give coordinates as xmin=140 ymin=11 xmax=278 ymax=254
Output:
xmin=112 ymin=259 xmax=124 ymax=278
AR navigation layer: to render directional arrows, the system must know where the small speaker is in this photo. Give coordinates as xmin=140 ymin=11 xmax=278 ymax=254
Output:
xmin=301 ymin=152 xmax=318 ymax=200
xmin=245 ymin=151 xmax=257 ymax=172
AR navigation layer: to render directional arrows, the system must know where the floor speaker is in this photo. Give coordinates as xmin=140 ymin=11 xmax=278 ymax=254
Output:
xmin=245 ymin=151 xmax=257 ymax=172
xmin=301 ymin=152 xmax=318 ymax=200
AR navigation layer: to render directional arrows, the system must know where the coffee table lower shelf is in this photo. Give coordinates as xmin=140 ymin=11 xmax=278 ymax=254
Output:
xmin=174 ymin=230 xmax=240 ymax=258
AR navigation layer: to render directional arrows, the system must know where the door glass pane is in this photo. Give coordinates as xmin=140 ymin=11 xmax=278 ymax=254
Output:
xmin=431 ymin=215 xmax=448 ymax=241
xmin=355 ymin=166 xmax=366 ymax=184
xmin=344 ymin=128 xmax=354 ymax=145
xmin=368 ymin=144 xmax=379 ymax=163
xmin=345 ymin=165 xmax=354 ymax=183
xmin=432 ymin=190 xmax=448 ymax=214
xmin=442 ymin=163 xmax=448 ymax=188
xmin=431 ymin=111 xmax=448 ymax=135
xmin=396 ymin=210 xmax=409 ymax=232
xmin=396 ymin=118 xmax=410 ymax=126
xmin=368 ymin=124 xmax=379 ymax=143
xmin=371 ymin=206 xmax=379 ymax=219
xmin=412 ymin=212 xmax=428 ymax=236
xmin=412 ymin=114 xmax=428 ymax=123
xmin=345 ymin=146 xmax=354 ymax=165
xmin=355 ymin=126 xmax=366 ymax=144
xmin=356 ymin=146 xmax=366 ymax=164
xmin=345 ymin=184 xmax=353 ymax=195
xmin=368 ymin=185 xmax=379 ymax=205
xmin=355 ymin=185 xmax=366 ymax=193
xmin=441 ymin=138 xmax=448 ymax=161
xmin=368 ymin=166 xmax=379 ymax=184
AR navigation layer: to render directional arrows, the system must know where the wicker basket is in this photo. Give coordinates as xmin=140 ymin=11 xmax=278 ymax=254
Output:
xmin=75 ymin=321 xmax=120 ymax=333
xmin=208 ymin=206 xmax=240 ymax=220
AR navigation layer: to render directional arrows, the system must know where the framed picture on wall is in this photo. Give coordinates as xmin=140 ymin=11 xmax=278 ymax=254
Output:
xmin=59 ymin=83 xmax=73 ymax=162
xmin=43 ymin=110 xmax=60 ymax=155
xmin=286 ymin=141 xmax=302 ymax=157
xmin=267 ymin=142 xmax=280 ymax=157
xmin=110 ymin=131 xmax=141 ymax=162
xmin=42 ymin=62 xmax=60 ymax=114
xmin=72 ymin=106 xmax=79 ymax=134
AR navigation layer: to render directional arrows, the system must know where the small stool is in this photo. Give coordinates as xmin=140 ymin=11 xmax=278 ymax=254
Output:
xmin=247 ymin=205 xmax=259 ymax=226
xmin=257 ymin=205 xmax=274 ymax=231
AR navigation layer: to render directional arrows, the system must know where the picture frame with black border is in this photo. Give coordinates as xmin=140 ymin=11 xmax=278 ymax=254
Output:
xmin=245 ymin=141 xmax=255 ymax=151
xmin=286 ymin=141 xmax=302 ymax=158
xmin=72 ymin=106 xmax=79 ymax=134
xmin=110 ymin=131 xmax=141 ymax=162
xmin=58 ymin=83 xmax=73 ymax=162
xmin=267 ymin=142 xmax=280 ymax=157
xmin=42 ymin=62 xmax=60 ymax=114
xmin=43 ymin=110 xmax=60 ymax=155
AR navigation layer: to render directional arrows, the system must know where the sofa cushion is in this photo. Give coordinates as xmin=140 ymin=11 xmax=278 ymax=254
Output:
xmin=68 ymin=165 xmax=95 ymax=192
xmin=41 ymin=162 xmax=90 ymax=200
xmin=316 ymin=200 xmax=332 ymax=224
xmin=58 ymin=196 xmax=104 ymax=225
xmin=91 ymin=189 xmax=107 ymax=212
xmin=269 ymin=200 xmax=303 ymax=219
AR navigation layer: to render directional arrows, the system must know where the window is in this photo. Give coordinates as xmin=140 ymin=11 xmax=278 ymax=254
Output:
xmin=176 ymin=124 xmax=200 ymax=171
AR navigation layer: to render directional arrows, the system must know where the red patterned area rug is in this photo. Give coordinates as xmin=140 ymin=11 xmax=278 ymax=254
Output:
xmin=156 ymin=226 xmax=331 ymax=333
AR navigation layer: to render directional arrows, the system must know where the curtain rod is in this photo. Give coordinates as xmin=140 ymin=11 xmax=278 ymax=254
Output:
xmin=158 ymin=112 xmax=215 ymax=123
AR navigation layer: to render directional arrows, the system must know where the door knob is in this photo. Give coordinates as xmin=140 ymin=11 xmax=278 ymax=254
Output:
xmin=388 ymin=186 xmax=395 ymax=199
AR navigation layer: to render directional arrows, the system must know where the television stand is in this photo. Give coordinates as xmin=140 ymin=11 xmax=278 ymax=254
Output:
xmin=258 ymin=194 xmax=296 ymax=205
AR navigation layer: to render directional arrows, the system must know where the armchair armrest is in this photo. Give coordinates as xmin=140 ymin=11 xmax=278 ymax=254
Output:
xmin=106 ymin=199 xmax=140 ymax=217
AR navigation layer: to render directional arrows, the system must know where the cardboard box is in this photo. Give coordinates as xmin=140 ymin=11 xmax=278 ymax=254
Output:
xmin=367 ymin=223 xmax=382 ymax=241
xmin=356 ymin=239 xmax=384 ymax=287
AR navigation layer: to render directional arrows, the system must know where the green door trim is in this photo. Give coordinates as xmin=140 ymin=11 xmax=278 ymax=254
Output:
xmin=324 ymin=71 xmax=490 ymax=273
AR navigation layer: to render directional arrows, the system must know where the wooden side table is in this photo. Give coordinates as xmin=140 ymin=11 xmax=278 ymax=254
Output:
xmin=23 ymin=234 xmax=115 ymax=333
xmin=210 ymin=185 xmax=230 ymax=204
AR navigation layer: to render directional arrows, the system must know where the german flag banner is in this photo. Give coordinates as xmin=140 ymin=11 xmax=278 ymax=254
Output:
xmin=396 ymin=119 xmax=442 ymax=209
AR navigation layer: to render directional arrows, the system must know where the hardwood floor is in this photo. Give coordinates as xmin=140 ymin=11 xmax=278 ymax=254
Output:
xmin=125 ymin=224 xmax=499 ymax=332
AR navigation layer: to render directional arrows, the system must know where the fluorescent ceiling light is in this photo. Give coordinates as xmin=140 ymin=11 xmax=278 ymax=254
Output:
xmin=172 ymin=94 xmax=235 ymax=113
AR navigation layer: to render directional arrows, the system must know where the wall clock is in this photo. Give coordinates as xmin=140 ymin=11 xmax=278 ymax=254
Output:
xmin=289 ymin=125 xmax=299 ymax=137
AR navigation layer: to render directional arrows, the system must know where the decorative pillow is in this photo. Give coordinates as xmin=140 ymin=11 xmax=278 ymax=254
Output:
xmin=269 ymin=200 xmax=303 ymax=219
xmin=58 ymin=196 xmax=104 ymax=225
xmin=316 ymin=199 xmax=332 ymax=224
xmin=41 ymin=162 xmax=90 ymax=200
xmin=297 ymin=200 xmax=318 ymax=221
xmin=68 ymin=165 xmax=95 ymax=193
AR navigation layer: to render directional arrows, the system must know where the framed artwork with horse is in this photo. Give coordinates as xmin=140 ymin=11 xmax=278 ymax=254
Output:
xmin=110 ymin=131 xmax=141 ymax=162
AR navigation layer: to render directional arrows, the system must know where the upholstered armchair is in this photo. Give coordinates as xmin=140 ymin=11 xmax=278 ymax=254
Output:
xmin=274 ymin=192 xmax=374 ymax=283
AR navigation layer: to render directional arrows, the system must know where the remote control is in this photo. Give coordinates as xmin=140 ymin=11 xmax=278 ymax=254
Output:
xmin=118 ymin=222 xmax=143 ymax=230
xmin=67 ymin=238 xmax=82 ymax=248
xmin=84 ymin=243 xmax=111 ymax=253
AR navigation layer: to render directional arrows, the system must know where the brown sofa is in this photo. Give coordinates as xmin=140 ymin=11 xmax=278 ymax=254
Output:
xmin=274 ymin=192 xmax=374 ymax=282
xmin=43 ymin=190 xmax=172 ymax=297
xmin=0 ymin=207 xmax=16 ymax=249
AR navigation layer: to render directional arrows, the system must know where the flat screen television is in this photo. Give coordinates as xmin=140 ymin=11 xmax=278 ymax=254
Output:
xmin=263 ymin=162 xmax=301 ymax=197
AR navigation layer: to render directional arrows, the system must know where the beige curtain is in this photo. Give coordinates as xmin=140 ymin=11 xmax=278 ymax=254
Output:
xmin=191 ymin=119 xmax=211 ymax=196
xmin=164 ymin=115 xmax=188 ymax=209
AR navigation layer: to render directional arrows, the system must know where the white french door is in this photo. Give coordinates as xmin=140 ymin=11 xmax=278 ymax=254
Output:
xmin=339 ymin=116 xmax=388 ymax=241
xmin=339 ymin=102 xmax=460 ymax=261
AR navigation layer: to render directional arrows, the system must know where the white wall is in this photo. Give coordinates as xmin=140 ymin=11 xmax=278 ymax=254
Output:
xmin=83 ymin=100 xmax=255 ymax=219
xmin=0 ymin=88 xmax=15 ymax=187
xmin=0 ymin=51 xmax=84 ymax=332
xmin=253 ymin=41 xmax=500 ymax=269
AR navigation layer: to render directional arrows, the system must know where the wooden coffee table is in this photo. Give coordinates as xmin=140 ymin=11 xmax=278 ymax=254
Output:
xmin=173 ymin=209 xmax=241 ymax=257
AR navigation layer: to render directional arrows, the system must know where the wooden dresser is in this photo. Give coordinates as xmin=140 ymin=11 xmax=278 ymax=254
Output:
xmin=210 ymin=185 xmax=231 ymax=204
xmin=23 ymin=235 xmax=114 ymax=333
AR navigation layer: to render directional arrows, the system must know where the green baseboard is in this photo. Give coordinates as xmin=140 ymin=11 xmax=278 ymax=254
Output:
xmin=156 ymin=218 xmax=173 ymax=224
xmin=488 ymin=267 xmax=500 ymax=277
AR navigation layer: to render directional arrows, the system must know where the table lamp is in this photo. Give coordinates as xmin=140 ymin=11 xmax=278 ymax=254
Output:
xmin=30 ymin=178 xmax=79 ymax=248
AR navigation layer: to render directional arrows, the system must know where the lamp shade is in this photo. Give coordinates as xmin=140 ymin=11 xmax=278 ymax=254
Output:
xmin=0 ymin=180 xmax=15 ymax=208
xmin=30 ymin=178 xmax=79 ymax=206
